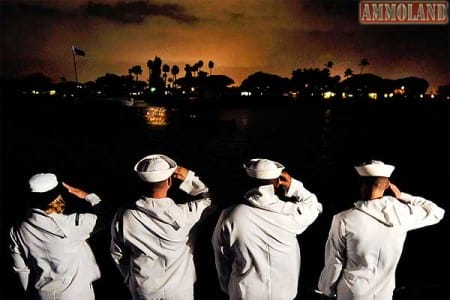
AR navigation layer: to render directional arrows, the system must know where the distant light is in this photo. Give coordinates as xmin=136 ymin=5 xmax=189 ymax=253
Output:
xmin=430 ymin=94 xmax=435 ymax=99
xmin=342 ymin=92 xmax=347 ymax=99
xmin=384 ymin=93 xmax=388 ymax=98
xmin=401 ymin=86 xmax=405 ymax=90
xmin=389 ymin=93 xmax=394 ymax=98
xmin=241 ymin=91 xmax=251 ymax=96
xmin=323 ymin=91 xmax=335 ymax=99
xmin=420 ymin=94 xmax=424 ymax=98
xmin=150 ymin=87 xmax=156 ymax=93
xmin=49 ymin=90 xmax=56 ymax=96
xmin=368 ymin=92 xmax=378 ymax=100
xmin=191 ymin=87 xmax=195 ymax=92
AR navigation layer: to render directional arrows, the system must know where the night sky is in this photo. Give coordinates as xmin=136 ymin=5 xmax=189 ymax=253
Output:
xmin=1 ymin=0 xmax=449 ymax=90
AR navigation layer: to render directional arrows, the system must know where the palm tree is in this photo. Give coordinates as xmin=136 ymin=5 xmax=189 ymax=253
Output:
xmin=197 ymin=60 xmax=204 ymax=73
xmin=344 ymin=68 xmax=354 ymax=78
xmin=324 ymin=61 xmax=334 ymax=70
xmin=128 ymin=65 xmax=143 ymax=81
xmin=147 ymin=59 xmax=153 ymax=83
xmin=184 ymin=64 xmax=192 ymax=78
xmin=208 ymin=60 xmax=214 ymax=75
xmin=359 ymin=58 xmax=369 ymax=74
xmin=191 ymin=63 xmax=199 ymax=77
xmin=171 ymin=65 xmax=179 ymax=87
xmin=162 ymin=64 xmax=170 ymax=88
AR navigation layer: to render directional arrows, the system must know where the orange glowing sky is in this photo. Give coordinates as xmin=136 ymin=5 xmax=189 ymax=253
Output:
xmin=1 ymin=0 xmax=449 ymax=90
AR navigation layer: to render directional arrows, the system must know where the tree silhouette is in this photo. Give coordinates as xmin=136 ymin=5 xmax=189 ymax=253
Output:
xmin=171 ymin=65 xmax=179 ymax=87
xmin=359 ymin=58 xmax=369 ymax=74
xmin=128 ymin=65 xmax=142 ymax=81
xmin=324 ymin=61 xmax=334 ymax=70
xmin=162 ymin=64 xmax=170 ymax=88
xmin=197 ymin=60 xmax=204 ymax=73
xmin=146 ymin=59 xmax=153 ymax=83
xmin=147 ymin=56 xmax=163 ymax=91
xmin=184 ymin=64 xmax=193 ymax=79
xmin=344 ymin=68 xmax=354 ymax=78
xmin=208 ymin=60 xmax=214 ymax=75
xmin=191 ymin=63 xmax=199 ymax=77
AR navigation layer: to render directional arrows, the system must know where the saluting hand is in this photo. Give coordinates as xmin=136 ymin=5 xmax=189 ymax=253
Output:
xmin=62 ymin=182 xmax=88 ymax=199
xmin=173 ymin=166 xmax=189 ymax=181
xmin=388 ymin=182 xmax=402 ymax=198
xmin=277 ymin=171 xmax=292 ymax=191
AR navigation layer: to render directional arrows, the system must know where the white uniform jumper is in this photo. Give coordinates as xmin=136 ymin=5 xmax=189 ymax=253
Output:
xmin=212 ymin=178 xmax=322 ymax=300
xmin=317 ymin=193 xmax=445 ymax=300
xmin=111 ymin=171 xmax=211 ymax=300
xmin=9 ymin=194 xmax=103 ymax=300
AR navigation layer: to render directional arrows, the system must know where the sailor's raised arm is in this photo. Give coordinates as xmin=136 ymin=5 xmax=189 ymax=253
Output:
xmin=285 ymin=175 xmax=323 ymax=217
xmin=176 ymin=167 xmax=209 ymax=197
xmin=390 ymin=183 xmax=445 ymax=230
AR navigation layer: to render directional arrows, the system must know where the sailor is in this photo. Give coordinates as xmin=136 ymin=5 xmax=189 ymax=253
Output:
xmin=317 ymin=160 xmax=445 ymax=299
xmin=9 ymin=173 xmax=105 ymax=300
xmin=110 ymin=154 xmax=213 ymax=300
xmin=211 ymin=158 xmax=323 ymax=300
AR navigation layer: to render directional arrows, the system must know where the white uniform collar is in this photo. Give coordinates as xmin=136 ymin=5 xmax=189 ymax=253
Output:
xmin=354 ymin=198 xmax=394 ymax=227
xmin=244 ymin=184 xmax=300 ymax=215
xmin=136 ymin=197 xmax=182 ymax=230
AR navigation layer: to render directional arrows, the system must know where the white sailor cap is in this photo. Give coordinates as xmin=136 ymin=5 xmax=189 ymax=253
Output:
xmin=134 ymin=154 xmax=177 ymax=182
xmin=354 ymin=160 xmax=395 ymax=177
xmin=243 ymin=158 xmax=285 ymax=180
xmin=29 ymin=173 xmax=59 ymax=193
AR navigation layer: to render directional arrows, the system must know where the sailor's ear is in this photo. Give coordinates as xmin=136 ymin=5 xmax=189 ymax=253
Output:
xmin=383 ymin=178 xmax=391 ymax=190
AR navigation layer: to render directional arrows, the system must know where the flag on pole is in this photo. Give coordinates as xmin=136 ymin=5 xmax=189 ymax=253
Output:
xmin=72 ymin=45 xmax=86 ymax=56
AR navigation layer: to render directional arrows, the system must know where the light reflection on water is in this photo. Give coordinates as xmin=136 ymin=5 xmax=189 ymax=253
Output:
xmin=143 ymin=106 xmax=168 ymax=126
xmin=142 ymin=105 xmax=252 ymax=130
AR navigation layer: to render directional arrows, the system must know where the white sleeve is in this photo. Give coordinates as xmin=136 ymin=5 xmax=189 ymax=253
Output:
xmin=9 ymin=228 xmax=30 ymax=290
xmin=177 ymin=170 xmax=213 ymax=226
xmin=85 ymin=193 xmax=102 ymax=206
xmin=179 ymin=170 xmax=209 ymax=196
xmin=398 ymin=192 xmax=445 ymax=231
xmin=286 ymin=178 xmax=323 ymax=231
xmin=211 ymin=210 xmax=232 ymax=294
xmin=317 ymin=215 xmax=346 ymax=298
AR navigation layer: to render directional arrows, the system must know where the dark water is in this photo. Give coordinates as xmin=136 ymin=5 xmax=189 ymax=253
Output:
xmin=1 ymin=97 xmax=448 ymax=299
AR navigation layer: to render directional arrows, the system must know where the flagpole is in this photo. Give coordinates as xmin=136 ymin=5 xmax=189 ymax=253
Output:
xmin=72 ymin=46 xmax=79 ymax=83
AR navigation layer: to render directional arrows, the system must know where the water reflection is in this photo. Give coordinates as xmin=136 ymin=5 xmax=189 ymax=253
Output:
xmin=144 ymin=106 xmax=168 ymax=126
xmin=216 ymin=109 xmax=250 ymax=130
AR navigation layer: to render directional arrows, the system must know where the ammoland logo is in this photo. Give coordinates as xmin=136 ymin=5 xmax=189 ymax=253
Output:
xmin=359 ymin=1 xmax=448 ymax=24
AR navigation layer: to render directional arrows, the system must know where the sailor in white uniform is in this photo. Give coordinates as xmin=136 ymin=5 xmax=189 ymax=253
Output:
xmin=317 ymin=160 xmax=445 ymax=300
xmin=211 ymin=158 xmax=323 ymax=300
xmin=110 ymin=154 xmax=212 ymax=300
xmin=9 ymin=173 xmax=104 ymax=300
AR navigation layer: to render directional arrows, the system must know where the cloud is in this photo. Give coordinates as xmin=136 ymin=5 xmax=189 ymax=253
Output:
xmin=1 ymin=1 xmax=198 ymax=24
xmin=83 ymin=1 xmax=199 ymax=24
xmin=0 ymin=1 xmax=66 ymax=18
